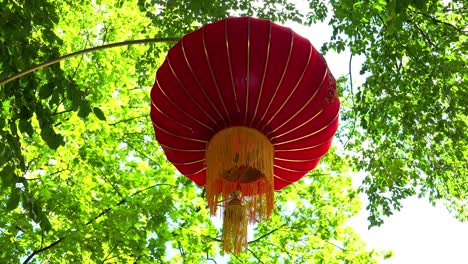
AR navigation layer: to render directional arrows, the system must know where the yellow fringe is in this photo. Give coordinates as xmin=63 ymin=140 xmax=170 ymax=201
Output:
xmin=206 ymin=126 xmax=274 ymax=222
xmin=222 ymin=198 xmax=248 ymax=254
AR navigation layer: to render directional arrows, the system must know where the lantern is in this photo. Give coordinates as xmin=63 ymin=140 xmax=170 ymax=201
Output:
xmin=150 ymin=17 xmax=339 ymax=254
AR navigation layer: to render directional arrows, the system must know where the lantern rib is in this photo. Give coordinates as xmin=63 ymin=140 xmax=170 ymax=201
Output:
xmin=243 ymin=17 xmax=251 ymax=125
xmin=154 ymin=79 xmax=214 ymax=131
xmin=250 ymin=21 xmax=272 ymax=127
xmin=270 ymin=109 xmax=323 ymax=140
xmin=181 ymin=37 xmax=226 ymax=126
xmin=266 ymin=68 xmax=329 ymax=136
xmin=225 ymin=19 xmax=241 ymax=112
xmin=151 ymin=99 xmax=193 ymax=131
xmin=256 ymin=29 xmax=294 ymax=129
xmin=170 ymin=159 xmax=205 ymax=166
xmin=274 ymin=136 xmax=334 ymax=152
xmin=275 ymin=156 xmax=321 ymax=162
xmin=273 ymin=112 xmax=339 ymax=146
xmin=159 ymin=143 xmax=204 ymax=152
xmin=202 ymin=27 xmax=231 ymax=126
xmin=166 ymin=56 xmax=218 ymax=126
xmin=274 ymin=164 xmax=313 ymax=173
xmin=261 ymin=44 xmax=313 ymax=132
xmin=185 ymin=167 xmax=206 ymax=176
xmin=273 ymin=174 xmax=295 ymax=184
xmin=152 ymin=122 xmax=208 ymax=143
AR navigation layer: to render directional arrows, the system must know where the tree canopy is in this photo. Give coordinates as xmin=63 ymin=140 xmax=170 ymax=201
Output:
xmin=0 ymin=0 xmax=466 ymax=262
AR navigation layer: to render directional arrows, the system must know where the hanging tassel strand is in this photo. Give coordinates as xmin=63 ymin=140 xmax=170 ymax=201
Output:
xmin=222 ymin=192 xmax=248 ymax=254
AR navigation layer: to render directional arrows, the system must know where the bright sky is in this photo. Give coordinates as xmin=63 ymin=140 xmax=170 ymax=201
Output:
xmin=285 ymin=14 xmax=468 ymax=264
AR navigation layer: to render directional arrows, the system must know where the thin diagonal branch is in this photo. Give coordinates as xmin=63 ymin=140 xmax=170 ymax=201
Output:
xmin=101 ymin=227 xmax=132 ymax=263
xmin=109 ymin=115 xmax=147 ymax=126
xmin=122 ymin=137 xmax=159 ymax=166
xmin=411 ymin=21 xmax=435 ymax=47
xmin=133 ymin=255 xmax=143 ymax=264
xmin=247 ymin=248 xmax=264 ymax=264
xmin=23 ymin=238 xmax=64 ymax=264
xmin=248 ymin=223 xmax=288 ymax=244
xmin=0 ymin=37 xmax=179 ymax=87
xmin=416 ymin=11 xmax=467 ymax=34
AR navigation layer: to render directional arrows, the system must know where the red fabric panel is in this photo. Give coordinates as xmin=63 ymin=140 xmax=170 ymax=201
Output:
xmin=150 ymin=17 xmax=340 ymax=190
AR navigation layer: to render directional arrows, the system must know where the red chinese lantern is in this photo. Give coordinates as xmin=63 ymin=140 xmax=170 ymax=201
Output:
xmin=150 ymin=17 xmax=339 ymax=254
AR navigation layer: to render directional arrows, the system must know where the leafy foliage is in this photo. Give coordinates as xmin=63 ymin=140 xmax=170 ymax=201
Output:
xmin=324 ymin=0 xmax=467 ymax=226
xmin=0 ymin=0 xmax=387 ymax=263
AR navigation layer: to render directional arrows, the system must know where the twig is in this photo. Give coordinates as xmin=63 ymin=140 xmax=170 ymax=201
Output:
xmin=232 ymin=253 xmax=244 ymax=263
xmin=411 ymin=22 xmax=435 ymax=47
xmin=0 ymin=37 xmax=179 ymax=87
xmin=109 ymin=115 xmax=147 ymax=126
xmin=324 ymin=240 xmax=346 ymax=251
xmin=133 ymin=255 xmax=143 ymax=264
xmin=122 ymin=138 xmax=159 ymax=166
xmin=206 ymin=252 xmax=218 ymax=264
xmin=51 ymin=109 xmax=74 ymax=116
xmin=101 ymin=227 xmax=132 ymax=263
xmin=416 ymin=11 xmax=467 ymax=34
xmin=343 ymin=53 xmax=355 ymax=150
xmin=248 ymin=224 xmax=287 ymax=244
xmin=247 ymin=248 xmax=264 ymax=264
xmin=86 ymin=183 xmax=174 ymax=226
xmin=203 ymin=235 xmax=222 ymax=242
xmin=177 ymin=241 xmax=186 ymax=261
xmin=70 ymin=41 xmax=88 ymax=80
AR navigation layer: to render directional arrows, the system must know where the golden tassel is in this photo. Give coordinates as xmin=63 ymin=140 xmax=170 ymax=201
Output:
xmin=205 ymin=126 xmax=274 ymax=223
xmin=222 ymin=192 xmax=248 ymax=254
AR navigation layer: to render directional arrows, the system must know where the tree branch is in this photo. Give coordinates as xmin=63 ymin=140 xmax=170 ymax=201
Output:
xmin=248 ymin=224 xmax=287 ymax=244
xmin=132 ymin=255 xmax=143 ymax=264
xmin=23 ymin=237 xmax=64 ymax=264
xmin=343 ymin=53 xmax=355 ymax=150
xmin=86 ymin=183 xmax=175 ymax=226
xmin=247 ymin=248 xmax=264 ymax=264
xmin=51 ymin=109 xmax=74 ymax=116
xmin=411 ymin=21 xmax=435 ymax=47
xmin=231 ymin=253 xmax=245 ymax=264
xmin=109 ymin=115 xmax=147 ymax=126
xmin=177 ymin=241 xmax=186 ymax=261
xmin=101 ymin=227 xmax=132 ymax=263
xmin=122 ymin=138 xmax=159 ymax=166
xmin=206 ymin=252 xmax=218 ymax=264
xmin=416 ymin=11 xmax=467 ymax=34
xmin=0 ymin=37 xmax=179 ymax=87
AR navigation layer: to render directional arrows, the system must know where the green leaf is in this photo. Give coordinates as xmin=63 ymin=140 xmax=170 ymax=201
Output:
xmin=39 ymin=82 xmax=54 ymax=99
xmin=78 ymin=100 xmax=92 ymax=118
xmin=40 ymin=127 xmax=64 ymax=150
xmin=93 ymin=107 xmax=106 ymax=121
xmin=39 ymin=214 xmax=52 ymax=232
xmin=19 ymin=106 xmax=33 ymax=120
xmin=1 ymin=166 xmax=16 ymax=188
xmin=0 ymin=117 xmax=5 ymax=129
xmin=19 ymin=119 xmax=34 ymax=137
xmin=6 ymin=187 xmax=21 ymax=211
